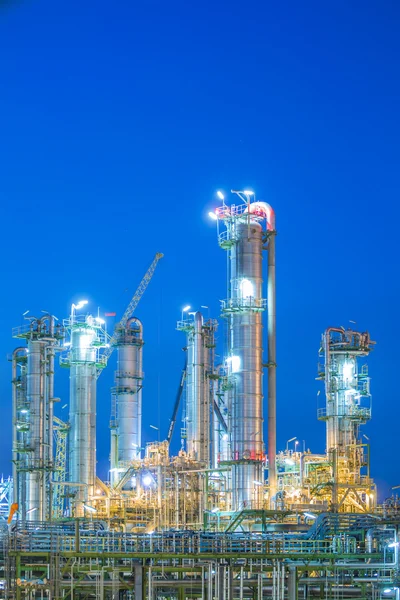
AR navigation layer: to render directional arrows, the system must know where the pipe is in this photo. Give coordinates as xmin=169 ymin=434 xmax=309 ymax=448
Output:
xmin=11 ymin=347 xmax=28 ymax=518
xmin=267 ymin=230 xmax=277 ymax=508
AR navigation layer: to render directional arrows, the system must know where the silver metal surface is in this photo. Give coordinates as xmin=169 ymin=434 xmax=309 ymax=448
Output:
xmin=322 ymin=328 xmax=373 ymax=454
xmin=12 ymin=317 xmax=61 ymax=521
xmin=110 ymin=318 xmax=143 ymax=485
xmin=224 ymin=218 xmax=265 ymax=509
xmin=215 ymin=197 xmax=276 ymax=510
xmin=267 ymin=232 xmax=277 ymax=508
xmin=179 ymin=312 xmax=215 ymax=466
xmin=65 ymin=315 xmax=106 ymax=515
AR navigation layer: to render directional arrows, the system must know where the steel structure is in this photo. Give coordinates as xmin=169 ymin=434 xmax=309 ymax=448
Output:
xmin=317 ymin=327 xmax=376 ymax=511
xmin=98 ymin=252 xmax=163 ymax=378
xmin=0 ymin=477 xmax=13 ymax=521
xmin=3 ymin=513 xmax=400 ymax=600
xmin=61 ymin=313 xmax=108 ymax=516
xmin=110 ymin=318 xmax=144 ymax=487
xmin=213 ymin=192 xmax=275 ymax=511
xmin=52 ymin=417 xmax=70 ymax=519
xmin=177 ymin=312 xmax=217 ymax=466
xmin=108 ymin=252 xmax=163 ymax=486
xmin=12 ymin=317 xmax=63 ymax=521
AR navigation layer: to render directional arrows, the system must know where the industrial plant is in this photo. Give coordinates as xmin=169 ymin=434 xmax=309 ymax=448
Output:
xmin=1 ymin=190 xmax=399 ymax=600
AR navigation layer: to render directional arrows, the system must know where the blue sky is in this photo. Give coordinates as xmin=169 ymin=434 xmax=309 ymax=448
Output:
xmin=0 ymin=0 xmax=399 ymax=499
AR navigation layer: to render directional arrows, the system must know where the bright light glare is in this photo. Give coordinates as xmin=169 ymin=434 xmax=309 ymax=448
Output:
xmin=217 ymin=190 xmax=224 ymax=200
xmin=227 ymin=355 xmax=240 ymax=373
xmin=142 ymin=474 xmax=153 ymax=487
xmin=243 ymin=190 xmax=254 ymax=195
xmin=95 ymin=317 xmax=105 ymax=324
xmin=388 ymin=542 xmax=399 ymax=548
xmin=253 ymin=481 xmax=263 ymax=486
xmin=211 ymin=507 xmax=219 ymax=513
xmin=241 ymin=278 xmax=254 ymax=298
xmin=222 ymin=433 xmax=229 ymax=441
xmin=285 ymin=459 xmax=295 ymax=466
xmin=182 ymin=305 xmax=191 ymax=313
xmin=342 ymin=362 xmax=353 ymax=380
xmin=75 ymin=300 xmax=88 ymax=310
xmin=79 ymin=332 xmax=95 ymax=349
xmin=304 ymin=512 xmax=317 ymax=519
xmin=208 ymin=211 xmax=218 ymax=221
xmin=83 ymin=504 xmax=97 ymax=513
xmin=384 ymin=590 xmax=393 ymax=594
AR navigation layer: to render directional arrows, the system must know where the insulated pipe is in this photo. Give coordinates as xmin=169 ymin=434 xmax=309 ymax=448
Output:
xmin=26 ymin=331 xmax=44 ymax=521
xmin=267 ymin=230 xmax=277 ymax=508
xmin=12 ymin=347 xmax=27 ymax=516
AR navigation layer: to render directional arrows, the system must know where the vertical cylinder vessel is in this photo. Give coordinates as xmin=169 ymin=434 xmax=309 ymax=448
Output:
xmin=64 ymin=314 xmax=106 ymax=516
xmin=215 ymin=197 xmax=275 ymax=510
xmin=110 ymin=318 xmax=143 ymax=485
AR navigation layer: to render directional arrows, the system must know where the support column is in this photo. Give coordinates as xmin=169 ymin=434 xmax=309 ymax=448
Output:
xmin=267 ymin=231 xmax=277 ymax=508
xmin=134 ymin=565 xmax=143 ymax=600
xmin=288 ymin=566 xmax=298 ymax=600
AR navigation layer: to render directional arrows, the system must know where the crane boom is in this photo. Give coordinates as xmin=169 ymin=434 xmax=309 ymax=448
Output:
xmin=97 ymin=252 xmax=163 ymax=378
xmin=167 ymin=358 xmax=187 ymax=445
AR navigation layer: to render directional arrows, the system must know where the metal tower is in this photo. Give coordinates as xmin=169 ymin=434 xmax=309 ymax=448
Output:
xmin=110 ymin=318 xmax=144 ymax=487
xmin=61 ymin=310 xmax=108 ymax=516
xmin=211 ymin=191 xmax=276 ymax=510
xmin=12 ymin=316 xmax=63 ymax=521
xmin=177 ymin=312 xmax=217 ymax=466
xmin=318 ymin=327 xmax=376 ymax=511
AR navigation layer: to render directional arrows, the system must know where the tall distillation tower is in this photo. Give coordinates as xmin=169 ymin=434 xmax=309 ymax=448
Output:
xmin=212 ymin=191 xmax=276 ymax=510
xmin=318 ymin=327 xmax=376 ymax=511
xmin=61 ymin=304 xmax=108 ymax=516
xmin=177 ymin=312 xmax=217 ymax=466
xmin=12 ymin=316 xmax=63 ymax=521
xmin=110 ymin=318 xmax=144 ymax=487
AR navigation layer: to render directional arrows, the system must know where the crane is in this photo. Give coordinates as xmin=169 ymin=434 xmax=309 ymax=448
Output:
xmin=166 ymin=358 xmax=187 ymax=445
xmin=96 ymin=252 xmax=164 ymax=378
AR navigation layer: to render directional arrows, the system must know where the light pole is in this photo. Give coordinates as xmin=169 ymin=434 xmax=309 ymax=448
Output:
xmin=71 ymin=300 xmax=88 ymax=324
xmin=286 ymin=437 xmax=297 ymax=452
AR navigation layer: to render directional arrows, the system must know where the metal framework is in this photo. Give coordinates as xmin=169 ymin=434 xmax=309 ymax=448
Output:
xmin=3 ymin=512 xmax=400 ymax=600
xmin=99 ymin=252 xmax=163 ymax=378
xmin=52 ymin=417 xmax=70 ymax=519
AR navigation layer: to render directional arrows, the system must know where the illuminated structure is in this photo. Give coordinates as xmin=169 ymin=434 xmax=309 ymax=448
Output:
xmin=177 ymin=311 xmax=217 ymax=466
xmin=212 ymin=191 xmax=276 ymax=510
xmin=5 ymin=195 xmax=390 ymax=600
xmin=12 ymin=316 xmax=63 ymax=521
xmin=317 ymin=327 xmax=376 ymax=511
xmin=110 ymin=318 xmax=144 ymax=487
xmin=61 ymin=305 xmax=108 ymax=516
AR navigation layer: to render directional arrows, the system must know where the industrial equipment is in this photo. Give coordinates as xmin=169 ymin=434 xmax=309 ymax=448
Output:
xmin=108 ymin=253 xmax=163 ymax=486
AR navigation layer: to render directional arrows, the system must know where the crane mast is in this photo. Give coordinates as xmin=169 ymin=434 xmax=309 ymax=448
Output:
xmin=97 ymin=252 xmax=163 ymax=378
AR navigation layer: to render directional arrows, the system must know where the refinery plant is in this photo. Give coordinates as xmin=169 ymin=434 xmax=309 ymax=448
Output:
xmin=1 ymin=190 xmax=400 ymax=600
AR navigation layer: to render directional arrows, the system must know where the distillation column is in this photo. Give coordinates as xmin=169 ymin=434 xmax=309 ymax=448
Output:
xmin=177 ymin=312 xmax=217 ymax=466
xmin=62 ymin=313 xmax=107 ymax=515
xmin=12 ymin=317 xmax=62 ymax=521
xmin=110 ymin=318 xmax=143 ymax=487
xmin=318 ymin=327 xmax=376 ymax=510
xmin=215 ymin=196 xmax=275 ymax=510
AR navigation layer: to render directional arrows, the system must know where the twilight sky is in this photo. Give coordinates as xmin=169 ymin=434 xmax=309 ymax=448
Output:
xmin=0 ymin=0 xmax=399 ymax=499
